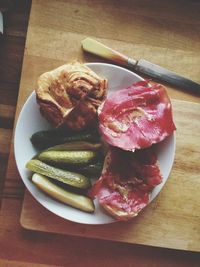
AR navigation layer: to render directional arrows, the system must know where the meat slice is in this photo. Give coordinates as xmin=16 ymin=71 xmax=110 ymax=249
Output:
xmin=98 ymin=80 xmax=176 ymax=151
xmin=90 ymin=147 xmax=162 ymax=220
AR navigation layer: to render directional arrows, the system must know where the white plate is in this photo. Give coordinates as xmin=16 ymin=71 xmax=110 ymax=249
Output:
xmin=14 ymin=63 xmax=175 ymax=225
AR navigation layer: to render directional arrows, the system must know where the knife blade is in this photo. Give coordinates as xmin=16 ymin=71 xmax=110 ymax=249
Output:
xmin=82 ymin=38 xmax=200 ymax=93
xmin=0 ymin=11 xmax=3 ymax=35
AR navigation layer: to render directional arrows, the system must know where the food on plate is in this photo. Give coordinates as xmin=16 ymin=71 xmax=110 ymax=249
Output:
xmin=32 ymin=173 xmax=95 ymax=213
xmin=36 ymin=62 xmax=108 ymax=131
xmin=26 ymin=159 xmax=91 ymax=189
xmin=76 ymin=161 xmax=103 ymax=176
xmin=26 ymin=63 xmax=176 ymax=219
xmin=45 ymin=141 xmax=102 ymax=152
xmin=98 ymin=80 xmax=176 ymax=151
xmin=30 ymin=126 xmax=100 ymax=149
xmin=90 ymin=146 xmax=162 ymax=220
xmin=35 ymin=140 xmax=103 ymax=172
xmin=26 ymin=138 xmax=104 ymax=213
xmin=37 ymin=150 xmax=99 ymax=166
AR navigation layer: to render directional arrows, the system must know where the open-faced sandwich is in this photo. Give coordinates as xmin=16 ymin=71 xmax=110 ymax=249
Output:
xmin=90 ymin=80 xmax=176 ymax=220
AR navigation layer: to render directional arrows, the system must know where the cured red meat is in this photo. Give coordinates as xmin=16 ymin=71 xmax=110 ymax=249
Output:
xmin=98 ymin=80 xmax=176 ymax=151
xmin=90 ymin=147 xmax=162 ymax=220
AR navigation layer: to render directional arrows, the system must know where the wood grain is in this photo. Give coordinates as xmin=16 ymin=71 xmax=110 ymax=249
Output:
xmin=0 ymin=0 xmax=31 ymax=208
xmin=19 ymin=99 xmax=200 ymax=252
xmin=1 ymin=198 xmax=200 ymax=267
xmin=0 ymin=128 xmax=12 ymax=154
xmin=30 ymin=0 xmax=200 ymax=52
xmin=0 ymin=259 xmax=52 ymax=267
xmin=1 ymin=0 xmax=200 ymax=266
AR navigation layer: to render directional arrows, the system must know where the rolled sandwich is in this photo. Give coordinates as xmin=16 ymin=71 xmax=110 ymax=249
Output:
xmin=36 ymin=62 xmax=107 ymax=131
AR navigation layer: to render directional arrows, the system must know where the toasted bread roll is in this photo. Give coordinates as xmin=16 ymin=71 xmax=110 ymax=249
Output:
xmin=36 ymin=62 xmax=107 ymax=130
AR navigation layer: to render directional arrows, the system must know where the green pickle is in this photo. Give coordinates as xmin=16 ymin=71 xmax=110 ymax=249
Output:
xmin=30 ymin=128 xmax=100 ymax=149
xmin=27 ymin=128 xmax=104 ymax=214
xmin=46 ymin=141 xmax=102 ymax=152
xmin=26 ymin=159 xmax=91 ymax=189
xmin=77 ymin=162 xmax=103 ymax=176
xmin=37 ymin=150 xmax=98 ymax=166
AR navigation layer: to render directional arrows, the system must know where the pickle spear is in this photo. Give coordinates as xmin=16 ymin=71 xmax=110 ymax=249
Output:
xmin=32 ymin=173 xmax=95 ymax=213
xmin=26 ymin=159 xmax=91 ymax=189
xmin=77 ymin=162 xmax=103 ymax=176
xmin=37 ymin=150 xmax=98 ymax=166
xmin=46 ymin=141 xmax=102 ymax=152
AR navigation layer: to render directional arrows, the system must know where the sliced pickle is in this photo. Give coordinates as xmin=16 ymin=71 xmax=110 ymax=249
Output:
xmin=37 ymin=150 xmax=98 ymax=166
xmin=77 ymin=162 xmax=103 ymax=176
xmin=26 ymin=159 xmax=91 ymax=189
xmin=32 ymin=173 xmax=95 ymax=213
xmin=46 ymin=141 xmax=102 ymax=152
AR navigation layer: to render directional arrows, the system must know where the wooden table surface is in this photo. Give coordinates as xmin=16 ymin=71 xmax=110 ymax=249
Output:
xmin=0 ymin=0 xmax=200 ymax=266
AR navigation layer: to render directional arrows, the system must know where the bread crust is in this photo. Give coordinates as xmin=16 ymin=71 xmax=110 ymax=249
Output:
xmin=36 ymin=62 xmax=107 ymax=130
xmin=101 ymin=203 xmax=138 ymax=221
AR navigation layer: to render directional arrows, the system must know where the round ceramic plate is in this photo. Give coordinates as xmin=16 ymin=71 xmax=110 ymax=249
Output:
xmin=14 ymin=63 xmax=175 ymax=225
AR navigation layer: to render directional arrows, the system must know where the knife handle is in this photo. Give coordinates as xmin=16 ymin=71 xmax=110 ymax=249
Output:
xmin=82 ymin=38 xmax=137 ymax=66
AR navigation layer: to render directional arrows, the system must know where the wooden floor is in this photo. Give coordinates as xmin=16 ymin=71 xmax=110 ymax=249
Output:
xmin=0 ymin=0 xmax=31 ymax=202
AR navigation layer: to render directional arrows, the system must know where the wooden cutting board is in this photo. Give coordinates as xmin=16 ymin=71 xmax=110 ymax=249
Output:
xmin=19 ymin=99 xmax=200 ymax=252
xmin=4 ymin=0 xmax=200 ymax=254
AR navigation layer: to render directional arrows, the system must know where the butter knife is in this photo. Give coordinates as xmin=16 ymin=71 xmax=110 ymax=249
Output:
xmin=82 ymin=38 xmax=200 ymax=93
xmin=0 ymin=11 xmax=3 ymax=35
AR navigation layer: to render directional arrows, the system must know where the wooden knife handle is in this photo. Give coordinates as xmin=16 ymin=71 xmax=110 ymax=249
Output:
xmin=82 ymin=38 xmax=136 ymax=66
